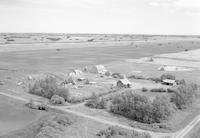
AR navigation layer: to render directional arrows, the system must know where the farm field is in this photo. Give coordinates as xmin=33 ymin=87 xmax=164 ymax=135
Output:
xmin=1 ymin=34 xmax=200 ymax=138
xmin=0 ymin=95 xmax=46 ymax=136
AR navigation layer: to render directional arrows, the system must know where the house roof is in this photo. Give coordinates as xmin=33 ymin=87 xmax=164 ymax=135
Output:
xmin=162 ymin=79 xmax=176 ymax=84
xmin=118 ymin=79 xmax=132 ymax=85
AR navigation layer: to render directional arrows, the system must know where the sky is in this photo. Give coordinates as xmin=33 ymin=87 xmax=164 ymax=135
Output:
xmin=0 ymin=0 xmax=200 ymax=35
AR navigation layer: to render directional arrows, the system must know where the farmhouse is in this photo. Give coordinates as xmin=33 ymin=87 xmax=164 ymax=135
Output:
xmin=162 ymin=79 xmax=176 ymax=86
xmin=117 ymin=79 xmax=132 ymax=88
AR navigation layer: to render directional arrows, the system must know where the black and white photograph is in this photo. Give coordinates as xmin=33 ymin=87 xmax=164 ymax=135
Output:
xmin=0 ymin=0 xmax=200 ymax=138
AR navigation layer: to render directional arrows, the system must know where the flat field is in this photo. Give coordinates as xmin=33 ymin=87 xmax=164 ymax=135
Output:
xmin=1 ymin=34 xmax=200 ymax=137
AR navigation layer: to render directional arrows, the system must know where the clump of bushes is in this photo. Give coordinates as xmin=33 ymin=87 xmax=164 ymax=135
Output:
xmin=88 ymin=38 xmax=94 ymax=42
xmin=35 ymin=114 xmax=73 ymax=138
xmin=147 ymin=77 xmax=162 ymax=83
xmin=171 ymin=84 xmax=198 ymax=109
xmin=176 ymin=79 xmax=186 ymax=85
xmin=142 ymin=87 xmax=148 ymax=92
xmin=147 ymin=74 xmax=176 ymax=83
xmin=85 ymin=96 xmax=108 ymax=109
xmin=150 ymin=88 xmax=167 ymax=93
xmin=50 ymin=95 xmax=65 ymax=105
xmin=29 ymin=76 xmax=69 ymax=101
xmin=110 ymin=91 xmax=176 ymax=124
xmin=128 ymin=75 xmax=146 ymax=80
xmin=112 ymin=73 xmax=126 ymax=79
xmin=96 ymin=127 xmax=151 ymax=138
xmin=46 ymin=37 xmax=61 ymax=41
xmin=160 ymin=74 xmax=176 ymax=81
xmin=167 ymin=88 xmax=177 ymax=93
xmin=152 ymin=96 xmax=176 ymax=123
xmin=26 ymin=99 xmax=48 ymax=111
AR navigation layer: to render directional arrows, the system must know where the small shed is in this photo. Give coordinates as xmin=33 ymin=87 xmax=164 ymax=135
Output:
xmin=69 ymin=69 xmax=82 ymax=76
xmin=162 ymin=79 xmax=176 ymax=86
xmin=90 ymin=65 xmax=107 ymax=74
xmin=117 ymin=79 xmax=132 ymax=88
xmin=73 ymin=69 xmax=82 ymax=76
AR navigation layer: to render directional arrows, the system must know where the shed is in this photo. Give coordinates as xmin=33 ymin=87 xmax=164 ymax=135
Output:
xmin=69 ymin=69 xmax=82 ymax=76
xmin=162 ymin=79 xmax=176 ymax=86
xmin=117 ymin=79 xmax=132 ymax=88
xmin=90 ymin=65 xmax=107 ymax=74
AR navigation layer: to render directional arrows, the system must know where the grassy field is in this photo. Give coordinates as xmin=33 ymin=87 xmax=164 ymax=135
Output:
xmin=0 ymin=95 xmax=46 ymax=136
xmin=0 ymin=40 xmax=200 ymax=72
xmin=184 ymin=122 xmax=200 ymax=138
xmin=1 ymin=35 xmax=200 ymax=137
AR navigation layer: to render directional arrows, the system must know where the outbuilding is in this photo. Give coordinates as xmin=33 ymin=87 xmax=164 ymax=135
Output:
xmin=117 ymin=79 xmax=132 ymax=88
xmin=162 ymin=79 xmax=176 ymax=86
xmin=89 ymin=65 xmax=107 ymax=74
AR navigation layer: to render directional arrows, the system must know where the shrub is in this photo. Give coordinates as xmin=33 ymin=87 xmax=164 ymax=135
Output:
xmin=96 ymin=127 xmax=151 ymax=138
xmin=152 ymin=96 xmax=176 ymax=123
xmin=105 ymin=71 xmax=111 ymax=76
xmin=112 ymin=73 xmax=126 ymax=79
xmin=110 ymin=92 xmax=154 ymax=124
xmin=171 ymin=84 xmax=197 ymax=109
xmin=128 ymin=75 xmax=146 ymax=80
xmin=85 ymin=97 xmax=107 ymax=109
xmin=50 ymin=95 xmax=65 ymax=105
xmin=150 ymin=88 xmax=167 ymax=93
xmin=38 ymin=103 xmax=48 ymax=111
xmin=46 ymin=37 xmax=61 ymax=41
xmin=109 ymin=91 xmax=175 ymax=124
xmin=26 ymin=99 xmax=48 ymax=111
xmin=167 ymin=88 xmax=177 ymax=93
xmin=29 ymin=76 xmax=69 ymax=100
xmin=56 ymin=88 xmax=69 ymax=101
xmin=160 ymin=74 xmax=175 ymax=81
xmin=176 ymin=79 xmax=186 ymax=85
xmin=142 ymin=87 xmax=148 ymax=92
xmin=148 ymin=77 xmax=162 ymax=83
xmin=88 ymin=38 xmax=94 ymax=42
xmin=36 ymin=115 xmax=73 ymax=138
xmin=26 ymin=99 xmax=38 ymax=109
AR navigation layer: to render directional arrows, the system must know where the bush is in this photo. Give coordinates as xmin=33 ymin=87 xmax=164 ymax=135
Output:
xmin=50 ymin=95 xmax=65 ymax=105
xmin=167 ymin=88 xmax=177 ymax=93
xmin=152 ymin=96 xmax=176 ymax=123
xmin=105 ymin=71 xmax=111 ymax=76
xmin=36 ymin=115 xmax=73 ymax=138
xmin=46 ymin=37 xmax=61 ymax=41
xmin=142 ymin=87 xmax=148 ymax=92
xmin=148 ymin=77 xmax=162 ymax=83
xmin=110 ymin=92 xmax=154 ymax=123
xmin=109 ymin=91 xmax=175 ymax=124
xmin=38 ymin=103 xmax=48 ymax=110
xmin=26 ymin=99 xmax=48 ymax=111
xmin=85 ymin=97 xmax=107 ymax=109
xmin=176 ymin=79 xmax=186 ymax=85
xmin=128 ymin=75 xmax=146 ymax=80
xmin=96 ymin=127 xmax=151 ymax=138
xmin=29 ymin=76 xmax=69 ymax=101
xmin=171 ymin=84 xmax=197 ymax=109
xmin=160 ymin=74 xmax=175 ymax=81
xmin=112 ymin=73 xmax=126 ymax=79
xmin=150 ymin=88 xmax=167 ymax=93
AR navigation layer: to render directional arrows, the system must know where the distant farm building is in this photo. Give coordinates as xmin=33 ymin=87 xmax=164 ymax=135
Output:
xmin=162 ymin=79 xmax=176 ymax=86
xmin=69 ymin=69 xmax=82 ymax=76
xmin=89 ymin=65 xmax=107 ymax=74
xmin=117 ymin=79 xmax=132 ymax=88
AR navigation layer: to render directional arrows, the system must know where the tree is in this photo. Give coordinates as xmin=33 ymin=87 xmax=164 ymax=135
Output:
xmin=152 ymin=96 xmax=176 ymax=123
xmin=160 ymin=74 xmax=175 ymax=81
xmin=171 ymin=84 xmax=197 ymax=109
